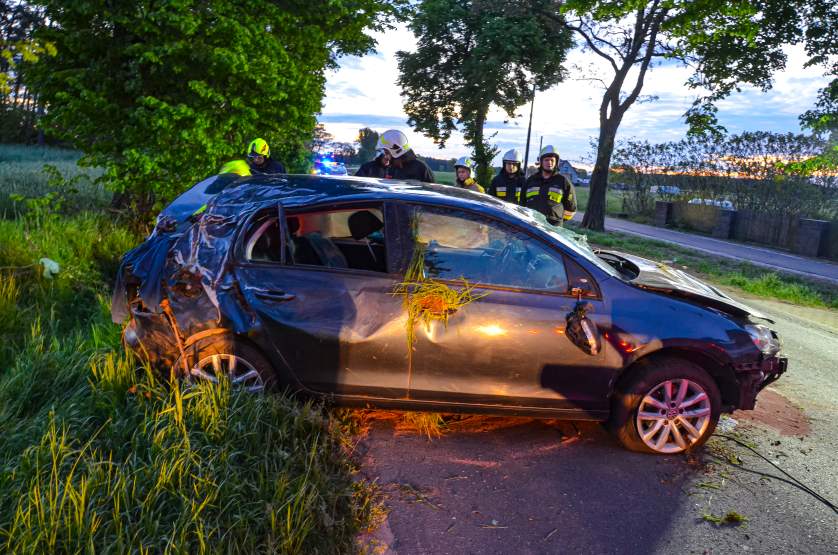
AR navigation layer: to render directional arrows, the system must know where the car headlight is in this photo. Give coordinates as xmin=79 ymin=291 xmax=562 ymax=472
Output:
xmin=745 ymin=324 xmax=781 ymax=355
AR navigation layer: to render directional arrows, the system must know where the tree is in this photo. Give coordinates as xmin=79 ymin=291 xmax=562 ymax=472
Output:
xmin=356 ymin=127 xmax=379 ymax=163
xmin=310 ymin=123 xmax=334 ymax=153
xmin=28 ymin=0 xmax=403 ymax=210
xmin=546 ymin=0 xmax=802 ymax=231
xmin=1 ymin=2 xmax=53 ymax=143
xmin=397 ymin=0 xmax=572 ymax=185
xmin=795 ymin=0 xmax=837 ymax=172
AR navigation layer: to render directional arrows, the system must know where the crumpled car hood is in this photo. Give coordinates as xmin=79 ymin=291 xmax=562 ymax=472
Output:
xmin=601 ymin=250 xmax=773 ymax=322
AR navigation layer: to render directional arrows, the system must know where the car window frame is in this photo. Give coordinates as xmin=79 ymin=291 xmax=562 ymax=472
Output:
xmin=401 ymin=201 xmax=601 ymax=299
xmin=235 ymin=200 xmax=401 ymax=278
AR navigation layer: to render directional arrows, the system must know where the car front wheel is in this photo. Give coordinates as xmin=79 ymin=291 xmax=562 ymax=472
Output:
xmin=610 ymin=357 xmax=721 ymax=454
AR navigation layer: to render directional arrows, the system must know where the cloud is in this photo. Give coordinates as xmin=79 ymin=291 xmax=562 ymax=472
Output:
xmin=321 ymin=33 xmax=832 ymax=165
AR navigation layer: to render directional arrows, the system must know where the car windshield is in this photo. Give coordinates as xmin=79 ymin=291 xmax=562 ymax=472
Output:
xmin=499 ymin=204 xmax=624 ymax=280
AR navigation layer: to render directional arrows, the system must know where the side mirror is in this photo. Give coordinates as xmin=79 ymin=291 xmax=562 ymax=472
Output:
xmin=565 ymin=301 xmax=601 ymax=356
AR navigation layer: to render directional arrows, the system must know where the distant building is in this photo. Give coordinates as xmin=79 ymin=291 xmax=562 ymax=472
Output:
xmin=558 ymin=160 xmax=589 ymax=186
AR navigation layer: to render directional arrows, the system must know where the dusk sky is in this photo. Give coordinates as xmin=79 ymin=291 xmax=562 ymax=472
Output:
xmin=320 ymin=25 xmax=831 ymax=167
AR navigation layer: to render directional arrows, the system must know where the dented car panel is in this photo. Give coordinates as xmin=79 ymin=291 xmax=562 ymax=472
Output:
xmin=113 ymin=174 xmax=787 ymax=418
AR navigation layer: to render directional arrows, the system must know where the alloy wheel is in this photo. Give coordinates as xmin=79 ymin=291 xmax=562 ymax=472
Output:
xmin=636 ymin=378 xmax=712 ymax=453
xmin=189 ymin=353 xmax=265 ymax=392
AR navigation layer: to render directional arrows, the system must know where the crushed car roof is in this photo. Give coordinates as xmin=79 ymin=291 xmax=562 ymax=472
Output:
xmin=207 ymin=174 xmax=508 ymax=212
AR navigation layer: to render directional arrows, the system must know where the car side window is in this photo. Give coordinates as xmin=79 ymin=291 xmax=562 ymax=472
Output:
xmin=412 ymin=207 xmax=569 ymax=292
xmin=285 ymin=206 xmax=387 ymax=273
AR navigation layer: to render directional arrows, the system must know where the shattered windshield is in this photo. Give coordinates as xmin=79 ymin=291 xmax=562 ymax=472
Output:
xmin=501 ymin=204 xmax=624 ymax=280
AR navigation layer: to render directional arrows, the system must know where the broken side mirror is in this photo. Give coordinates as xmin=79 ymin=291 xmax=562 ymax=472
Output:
xmin=565 ymin=301 xmax=601 ymax=356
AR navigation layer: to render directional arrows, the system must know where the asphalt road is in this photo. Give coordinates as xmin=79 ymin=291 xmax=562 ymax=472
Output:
xmin=570 ymin=213 xmax=838 ymax=285
xmin=357 ymin=296 xmax=838 ymax=554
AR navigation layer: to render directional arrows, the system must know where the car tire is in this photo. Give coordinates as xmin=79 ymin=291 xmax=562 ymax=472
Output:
xmin=609 ymin=357 xmax=721 ymax=454
xmin=181 ymin=335 xmax=276 ymax=392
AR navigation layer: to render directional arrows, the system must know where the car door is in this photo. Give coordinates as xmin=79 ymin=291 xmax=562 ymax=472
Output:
xmin=403 ymin=204 xmax=614 ymax=415
xmin=233 ymin=202 xmax=410 ymax=399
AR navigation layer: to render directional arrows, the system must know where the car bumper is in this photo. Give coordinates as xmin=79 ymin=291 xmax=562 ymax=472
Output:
xmin=736 ymin=355 xmax=788 ymax=410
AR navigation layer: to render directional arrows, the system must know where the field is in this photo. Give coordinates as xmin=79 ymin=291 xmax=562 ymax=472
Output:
xmin=0 ymin=146 xmax=377 ymax=553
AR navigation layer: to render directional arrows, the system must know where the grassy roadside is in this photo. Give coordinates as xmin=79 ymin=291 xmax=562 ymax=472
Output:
xmin=568 ymin=224 xmax=838 ymax=309
xmin=0 ymin=210 xmax=377 ymax=553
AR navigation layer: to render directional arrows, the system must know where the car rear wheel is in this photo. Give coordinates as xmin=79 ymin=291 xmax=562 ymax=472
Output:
xmin=609 ymin=357 xmax=721 ymax=454
xmin=182 ymin=336 xmax=275 ymax=392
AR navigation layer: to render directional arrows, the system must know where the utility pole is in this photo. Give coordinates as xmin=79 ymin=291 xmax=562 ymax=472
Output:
xmin=522 ymin=81 xmax=537 ymax=177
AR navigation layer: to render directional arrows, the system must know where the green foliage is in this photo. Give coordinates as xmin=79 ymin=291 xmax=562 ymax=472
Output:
xmin=397 ymin=0 xmax=572 ymax=181
xmin=0 ymin=203 xmax=377 ymax=552
xmin=0 ymin=336 xmax=372 ymax=553
xmin=28 ymin=0 xmax=403 ymax=208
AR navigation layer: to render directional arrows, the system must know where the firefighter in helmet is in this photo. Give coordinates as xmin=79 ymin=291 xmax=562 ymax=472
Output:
xmin=245 ymin=138 xmax=286 ymax=175
xmin=453 ymin=156 xmax=485 ymax=193
xmin=519 ymin=145 xmax=577 ymax=225
xmin=488 ymin=148 xmax=524 ymax=203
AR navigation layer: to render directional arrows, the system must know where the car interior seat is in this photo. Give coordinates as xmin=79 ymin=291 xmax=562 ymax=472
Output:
xmin=304 ymin=231 xmax=348 ymax=268
xmin=348 ymin=210 xmax=385 ymax=264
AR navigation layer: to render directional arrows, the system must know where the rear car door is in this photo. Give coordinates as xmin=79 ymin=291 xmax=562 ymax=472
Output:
xmin=403 ymin=204 xmax=614 ymax=415
xmin=234 ymin=202 xmax=409 ymax=398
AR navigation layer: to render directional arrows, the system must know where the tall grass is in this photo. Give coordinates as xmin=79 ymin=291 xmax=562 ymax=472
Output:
xmin=0 ymin=320 xmax=369 ymax=553
xmin=0 ymin=144 xmax=108 ymax=216
xmin=0 ymin=213 xmax=136 ymax=368
xmin=0 ymin=182 xmax=375 ymax=551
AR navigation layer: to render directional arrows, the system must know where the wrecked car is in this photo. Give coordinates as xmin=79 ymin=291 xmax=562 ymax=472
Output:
xmin=112 ymin=175 xmax=787 ymax=454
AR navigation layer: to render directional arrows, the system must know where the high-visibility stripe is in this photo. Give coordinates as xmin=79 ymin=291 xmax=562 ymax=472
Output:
xmin=495 ymin=186 xmax=507 ymax=197
xmin=526 ymin=189 xmax=539 ymax=198
xmin=563 ymin=210 xmax=575 ymax=220
xmin=548 ymin=191 xmax=563 ymax=203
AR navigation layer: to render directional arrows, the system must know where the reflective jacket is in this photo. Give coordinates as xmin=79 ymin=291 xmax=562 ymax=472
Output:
xmin=455 ymin=177 xmax=485 ymax=193
xmin=389 ymin=151 xmax=435 ymax=182
xmin=520 ymin=171 xmax=577 ymax=225
xmin=355 ymin=156 xmax=390 ymax=178
xmin=488 ymin=170 xmax=525 ymax=203
xmin=249 ymin=157 xmax=286 ymax=175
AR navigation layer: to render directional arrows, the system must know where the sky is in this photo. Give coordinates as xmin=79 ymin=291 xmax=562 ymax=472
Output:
xmin=320 ymin=25 xmax=831 ymax=168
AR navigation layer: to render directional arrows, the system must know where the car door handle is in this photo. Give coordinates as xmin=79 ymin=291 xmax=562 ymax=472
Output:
xmin=255 ymin=290 xmax=296 ymax=302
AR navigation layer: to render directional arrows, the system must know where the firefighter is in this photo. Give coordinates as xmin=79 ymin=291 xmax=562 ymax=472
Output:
xmin=487 ymin=148 xmax=524 ymax=203
xmin=378 ymin=129 xmax=435 ymax=182
xmin=355 ymin=148 xmax=391 ymax=178
xmin=453 ymin=156 xmax=485 ymax=193
xmin=246 ymin=138 xmax=286 ymax=174
xmin=520 ymin=145 xmax=577 ymax=225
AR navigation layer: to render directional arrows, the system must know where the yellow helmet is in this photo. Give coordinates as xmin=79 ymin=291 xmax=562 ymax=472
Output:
xmin=219 ymin=159 xmax=252 ymax=176
xmin=247 ymin=138 xmax=270 ymax=159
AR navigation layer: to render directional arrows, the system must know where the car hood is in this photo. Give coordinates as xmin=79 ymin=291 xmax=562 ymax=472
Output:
xmin=601 ymin=250 xmax=773 ymax=322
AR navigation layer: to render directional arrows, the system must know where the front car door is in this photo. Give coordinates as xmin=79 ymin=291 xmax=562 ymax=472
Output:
xmin=402 ymin=204 xmax=614 ymax=417
xmin=234 ymin=202 xmax=409 ymax=399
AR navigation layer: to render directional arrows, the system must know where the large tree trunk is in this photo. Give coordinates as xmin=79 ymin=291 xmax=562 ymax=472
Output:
xmin=582 ymin=121 xmax=619 ymax=231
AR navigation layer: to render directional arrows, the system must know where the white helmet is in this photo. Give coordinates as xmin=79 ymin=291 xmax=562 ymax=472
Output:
xmin=538 ymin=145 xmax=560 ymax=161
xmin=377 ymin=129 xmax=411 ymax=158
xmin=454 ymin=156 xmax=475 ymax=173
xmin=502 ymin=148 xmax=522 ymax=164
